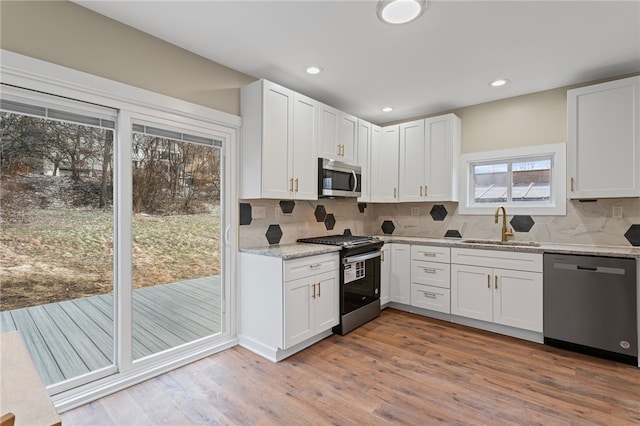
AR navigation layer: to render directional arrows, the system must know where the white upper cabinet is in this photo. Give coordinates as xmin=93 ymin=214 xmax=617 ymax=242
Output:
xmin=567 ymin=76 xmax=640 ymax=199
xmin=370 ymin=125 xmax=400 ymax=202
xmin=357 ymin=119 xmax=372 ymax=202
xmin=398 ymin=114 xmax=461 ymax=202
xmin=241 ymin=79 xmax=318 ymax=200
xmin=318 ymin=103 xmax=358 ymax=164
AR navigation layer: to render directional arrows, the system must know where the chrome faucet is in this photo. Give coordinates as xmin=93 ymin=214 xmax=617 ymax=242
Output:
xmin=494 ymin=206 xmax=514 ymax=242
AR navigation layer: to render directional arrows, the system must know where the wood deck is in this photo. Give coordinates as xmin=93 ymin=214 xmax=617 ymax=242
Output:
xmin=0 ymin=276 xmax=221 ymax=387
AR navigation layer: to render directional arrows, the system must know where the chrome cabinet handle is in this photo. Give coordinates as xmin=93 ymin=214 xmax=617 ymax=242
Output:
xmin=423 ymin=291 xmax=437 ymax=299
xmin=422 ymin=267 xmax=436 ymax=274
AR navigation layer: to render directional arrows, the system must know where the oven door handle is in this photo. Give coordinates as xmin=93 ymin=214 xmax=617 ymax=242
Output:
xmin=343 ymin=251 xmax=381 ymax=264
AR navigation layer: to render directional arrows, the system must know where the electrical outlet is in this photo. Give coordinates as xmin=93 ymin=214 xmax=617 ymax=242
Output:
xmin=612 ymin=206 xmax=623 ymax=218
xmin=411 ymin=207 xmax=420 ymax=216
xmin=253 ymin=206 xmax=266 ymax=219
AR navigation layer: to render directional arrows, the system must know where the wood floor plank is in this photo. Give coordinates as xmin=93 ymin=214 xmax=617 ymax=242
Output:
xmin=62 ymin=308 xmax=640 ymax=425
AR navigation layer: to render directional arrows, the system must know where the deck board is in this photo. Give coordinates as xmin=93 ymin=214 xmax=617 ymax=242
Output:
xmin=1 ymin=276 xmax=220 ymax=386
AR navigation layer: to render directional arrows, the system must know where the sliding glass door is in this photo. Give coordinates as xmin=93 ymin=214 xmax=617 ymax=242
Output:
xmin=130 ymin=123 xmax=224 ymax=360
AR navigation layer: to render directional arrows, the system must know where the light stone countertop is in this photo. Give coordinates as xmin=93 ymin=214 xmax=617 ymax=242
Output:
xmin=376 ymin=235 xmax=640 ymax=259
xmin=240 ymin=237 xmax=640 ymax=259
xmin=239 ymin=243 xmax=341 ymax=260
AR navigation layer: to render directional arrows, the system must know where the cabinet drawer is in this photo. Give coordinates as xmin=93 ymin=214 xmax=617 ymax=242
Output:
xmin=451 ymin=248 xmax=542 ymax=272
xmin=411 ymin=284 xmax=450 ymax=313
xmin=411 ymin=260 xmax=450 ymax=289
xmin=411 ymin=245 xmax=450 ymax=263
xmin=284 ymin=253 xmax=339 ymax=282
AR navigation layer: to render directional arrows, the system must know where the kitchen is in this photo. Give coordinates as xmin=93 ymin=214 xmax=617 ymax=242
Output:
xmin=1 ymin=1 xmax=640 ymax=425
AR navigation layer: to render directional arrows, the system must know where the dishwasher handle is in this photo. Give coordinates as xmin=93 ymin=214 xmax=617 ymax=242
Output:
xmin=553 ymin=262 xmax=626 ymax=275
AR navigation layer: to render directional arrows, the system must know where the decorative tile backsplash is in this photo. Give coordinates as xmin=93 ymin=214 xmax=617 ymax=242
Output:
xmin=239 ymin=198 xmax=640 ymax=248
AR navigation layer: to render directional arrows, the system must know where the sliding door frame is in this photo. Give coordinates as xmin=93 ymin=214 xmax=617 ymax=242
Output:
xmin=0 ymin=50 xmax=240 ymax=412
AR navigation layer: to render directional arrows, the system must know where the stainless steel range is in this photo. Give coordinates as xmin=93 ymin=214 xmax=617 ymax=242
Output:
xmin=297 ymin=234 xmax=384 ymax=335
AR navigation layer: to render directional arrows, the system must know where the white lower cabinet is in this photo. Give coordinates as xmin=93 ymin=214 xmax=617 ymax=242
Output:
xmin=450 ymin=248 xmax=543 ymax=333
xmin=390 ymin=243 xmax=410 ymax=303
xmin=410 ymin=245 xmax=451 ymax=313
xmin=284 ymin=270 xmax=338 ymax=348
xmin=380 ymin=244 xmax=391 ymax=306
xmin=239 ymin=252 xmax=339 ymax=361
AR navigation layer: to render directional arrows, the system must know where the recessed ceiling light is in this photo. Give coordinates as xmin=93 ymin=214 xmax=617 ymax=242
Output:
xmin=306 ymin=66 xmax=323 ymax=75
xmin=377 ymin=0 xmax=427 ymax=25
xmin=490 ymin=78 xmax=509 ymax=87
xmin=382 ymin=107 xmax=393 ymax=112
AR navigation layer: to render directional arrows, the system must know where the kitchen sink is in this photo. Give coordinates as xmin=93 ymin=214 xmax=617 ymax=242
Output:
xmin=461 ymin=239 xmax=541 ymax=247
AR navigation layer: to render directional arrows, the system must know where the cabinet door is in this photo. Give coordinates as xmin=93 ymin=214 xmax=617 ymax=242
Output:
xmin=568 ymin=76 xmax=640 ymax=198
xmin=390 ymin=243 xmax=410 ymax=304
xmin=314 ymin=270 xmax=339 ymax=333
xmin=425 ymin=114 xmax=457 ymax=201
xmin=450 ymin=264 xmax=493 ymax=322
xmin=399 ymin=119 xmax=425 ymax=202
xmin=340 ymin=112 xmax=358 ymax=163
xmin=292 ymin=93 xmax=318 ymax=200
xmin=493 ymin=269 xmax=542 ymax=332
xmin=318 ymin=103 xmax=340 ymax=160
xmin=371 ymin=125 xmax=400 ymax=202
xmin=357 ymin=120 xmax=372 ymax=202
xmin=380 ymin=245 xmax=391 ymax=306
xmin=284 ymin=276 xmax=314 ymax=348
xmin=262 ymin=82 xmax=294 ymax=199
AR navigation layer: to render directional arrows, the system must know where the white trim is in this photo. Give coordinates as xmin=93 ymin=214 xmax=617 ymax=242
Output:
xmin=1 ymin=49 xmax=240 ymax=410
xmin=459 ymin=143 xmax=567 ymax=216
xmin=0 ymin=50 xmax=241 ymax=128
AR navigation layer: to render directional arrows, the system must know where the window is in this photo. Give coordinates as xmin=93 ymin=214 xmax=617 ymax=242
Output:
xmin=459 ymin=143 xmax=566 ymax=215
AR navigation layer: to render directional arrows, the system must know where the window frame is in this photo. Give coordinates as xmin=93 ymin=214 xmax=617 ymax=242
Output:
xmin=459 ymin=143 xmax=566 ymax=215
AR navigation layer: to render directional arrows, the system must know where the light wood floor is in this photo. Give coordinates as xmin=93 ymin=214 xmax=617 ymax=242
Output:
xmin=61 ymin=309 xmax=640 ymax=425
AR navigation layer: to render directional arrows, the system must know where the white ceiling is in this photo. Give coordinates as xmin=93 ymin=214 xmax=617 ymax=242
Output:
xmin=75 ymin=1 xmax=640 ymax=124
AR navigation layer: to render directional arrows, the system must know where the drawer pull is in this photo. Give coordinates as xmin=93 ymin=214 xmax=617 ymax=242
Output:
xmin=423 ymin=291 xmax=438 ymax=299
xmin=309 ymin=263 xmax=323 ymax=268
xmin=312 ymin=283 xmax=316 ymax=299
xmin=422 ymin=267 xmax=437 ymax=274
xmin=422 ymin=252 xmax=437 ymax=257
xmin=495 ymin=275 xmax=498 ymax=289
xmin=487 ymin=274 xmax=490 ymax=288
xmin=317 ymin=283 xmax=321 ymax=297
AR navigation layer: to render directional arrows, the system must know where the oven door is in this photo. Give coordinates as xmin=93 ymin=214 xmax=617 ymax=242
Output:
xmin=342 ymin=250 xmax=381 ymax=315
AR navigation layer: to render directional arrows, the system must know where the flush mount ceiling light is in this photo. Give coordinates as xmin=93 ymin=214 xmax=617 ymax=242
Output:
xmin=306 ymin=66 xmax=323 ymax=75
xmin=490 ymin=78 xmax=509 ymax=87
xmin=382 ymin=107 xmax=393 ymax=112
xmin=377 ymin=0 xmax=427 ymax=25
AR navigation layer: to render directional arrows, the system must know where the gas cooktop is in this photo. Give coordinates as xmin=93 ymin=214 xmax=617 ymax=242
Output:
xmin=297 ymin=234 xmax=381 ymax=248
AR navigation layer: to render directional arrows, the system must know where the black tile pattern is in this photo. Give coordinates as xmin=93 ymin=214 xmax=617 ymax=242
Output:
xmin=381 ymin=220 xmax=395 ymax=235
xmin=314 ymin=205 xmax=327 ymax=222
xmin=510 ymin=215 xmax=535 ymax=232
xmin=624 ymin=224 xmax=640 ymax=246
xmin=343 ymin=229 xmax=352 ymax=236
xmin=444 ymin=229 xmax=462 ymax=238
xmin=279 ymin=200 xmax=295 ymax=214
xmin=239 ymin=203 xmax=252 ymax=226
xmin=358 ymin=203 xmax=367 ymax=213
xmin=324 ymin=214 xmax=336 ymax=231
xmin=430 ymin=205 xmax=448 ymax=221
xmin=265 ymin=224 xmax=283 ymax=245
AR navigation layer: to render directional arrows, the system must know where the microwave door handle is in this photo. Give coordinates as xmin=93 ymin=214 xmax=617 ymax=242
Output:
xmin=351 ymin=170 xmax=358 ymax=194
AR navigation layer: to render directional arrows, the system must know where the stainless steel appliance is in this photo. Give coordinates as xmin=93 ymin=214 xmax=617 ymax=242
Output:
xmin=543 ymin=253 xmax=638 ymax=365
xmin=318 ymin=158 xmax=361 ymax=198
xmin=297 ymin=234 xmax=383 ymax=334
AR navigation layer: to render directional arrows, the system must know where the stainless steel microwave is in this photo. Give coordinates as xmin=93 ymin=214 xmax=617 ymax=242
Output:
xmin=318 ymin=158 xmax=361 ymax=198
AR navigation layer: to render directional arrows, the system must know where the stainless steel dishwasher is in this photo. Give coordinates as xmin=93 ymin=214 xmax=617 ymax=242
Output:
xmin=543 ymin=253 xmax=637 ymax=365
